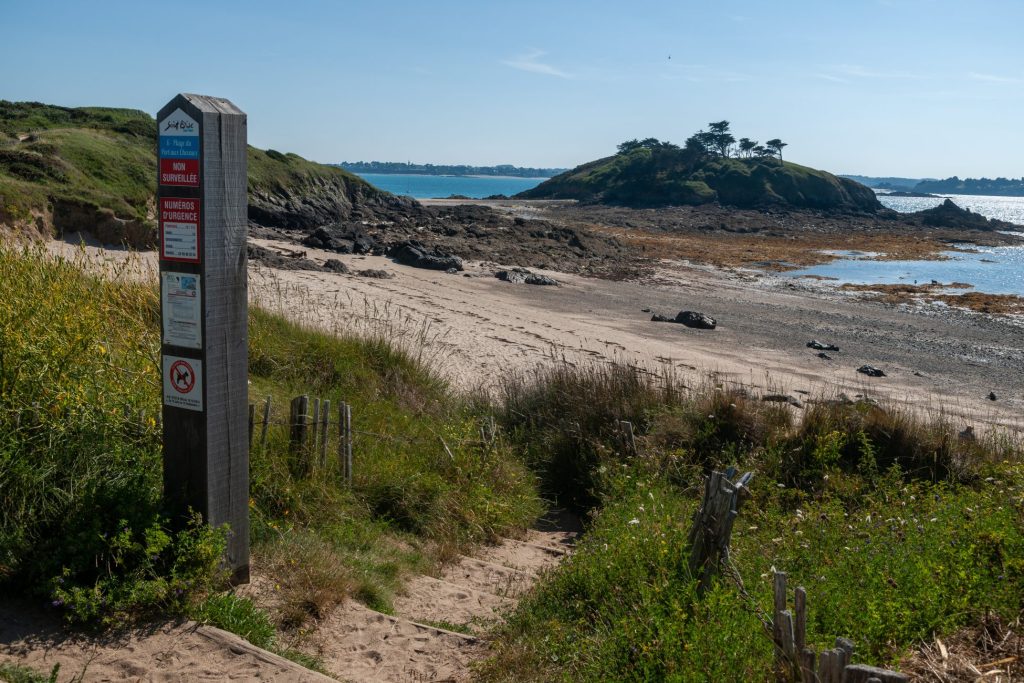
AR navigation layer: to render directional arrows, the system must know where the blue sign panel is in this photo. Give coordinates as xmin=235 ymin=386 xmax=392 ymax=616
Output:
xmin=160 ymin=135 xmax=200 ymax=159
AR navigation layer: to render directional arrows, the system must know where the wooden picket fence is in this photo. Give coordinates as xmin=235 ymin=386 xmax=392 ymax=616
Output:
xmin=687 ymin=470 xmax=909 ymax=683
xmin=248 ymin=394 xmax=353 ymax=485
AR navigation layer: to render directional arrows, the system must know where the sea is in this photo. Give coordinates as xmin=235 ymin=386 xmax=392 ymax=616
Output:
xmin=788 ymin=193 xmax=1024 ymax=296
xmin=353 ymin=173 xmax=547 ymax=199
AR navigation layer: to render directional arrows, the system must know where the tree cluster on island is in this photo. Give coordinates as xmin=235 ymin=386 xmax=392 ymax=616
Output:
xmin=616 ymin=121 xmax=788 ymax=162
xmin=336 ymin=161 xmax=567 ymax=178
xmin=519 ymin=120 xmax=880 ymax=211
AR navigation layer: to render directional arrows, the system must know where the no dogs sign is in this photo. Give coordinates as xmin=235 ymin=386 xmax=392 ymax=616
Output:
xmin=162 ymin=355 xmax=203 ymax=411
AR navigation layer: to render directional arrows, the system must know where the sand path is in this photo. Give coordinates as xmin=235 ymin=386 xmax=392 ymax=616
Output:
xmin=274 ymin=512 xmax=579 ymax=682
xmin=0 ymin=607 xmax=336 ymax=682
xmin=0 ymin=518 xmax=576 ymax=683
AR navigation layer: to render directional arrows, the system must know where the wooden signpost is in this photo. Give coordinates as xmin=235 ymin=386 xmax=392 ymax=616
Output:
xmin=158 ymin=94 xmax=249 ymax=582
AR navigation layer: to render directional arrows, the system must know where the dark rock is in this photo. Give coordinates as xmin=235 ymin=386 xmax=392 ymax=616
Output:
xmin=495 ymin=268 xmax=558 ymax=286
xmin=817 ymin=352 xmax=833 ymax=360
xmin=675 ymin=311 xmax=716 ymax=329
xmin=323 ymin=259 xmax=349 ymax=273
xmin=641 ymin=307 xmax=651 ymax=313
xmin=389 ymin=240 xmax=464 ymax=271
xmin=651 ymin=313 xmax=674 ymax=322
xmin=807 ymin=340 xmax=840 ymax=351
xmin=915 ymin=198 xmax=1016 ymax=231
xmin=857 ymin=365 xmax=886 ymax=377
xmin=247 ymin=244 xmax=325 ymax=272
xmin=988 ymin=391 xmax=997 ymax=401
xmin=762 ymin=394 xmax=804 ymax=408
xmin=356 ymin=269 xmax=393 ymax=279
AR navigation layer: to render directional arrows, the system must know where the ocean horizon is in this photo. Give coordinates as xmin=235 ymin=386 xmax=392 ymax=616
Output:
xmin=353 ymin=172 xmax=548 ymax=199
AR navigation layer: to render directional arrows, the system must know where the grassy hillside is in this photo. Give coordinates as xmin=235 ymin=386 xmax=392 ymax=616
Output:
xmin=0 ymin=101 xmax=399 ymax=240
xmin=519 ymin=145 xmax=881 ymax=211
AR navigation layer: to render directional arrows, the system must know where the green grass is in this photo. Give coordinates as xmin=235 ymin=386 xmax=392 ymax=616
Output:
xmin=0 ymin=245 xmax=540 ymax=632
xmin=479 ymin=363 xmax=1024 ymax=682
xmin=0 ymin=663 xmax=63 ymax=683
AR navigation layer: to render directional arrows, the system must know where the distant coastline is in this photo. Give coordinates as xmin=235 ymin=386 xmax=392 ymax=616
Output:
xmin=337 ymin=161 xmax=567 ymax=178
xmin=844 ymin=173 xmax=1024 ymax=198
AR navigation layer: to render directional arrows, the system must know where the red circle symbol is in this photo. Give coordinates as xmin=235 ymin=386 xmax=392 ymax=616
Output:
xmin=169 ymin=360 xmax=196 ymax=394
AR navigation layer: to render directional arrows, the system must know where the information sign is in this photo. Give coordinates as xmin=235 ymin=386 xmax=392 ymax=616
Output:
xmin=159 ymin=197 xmax=200 ymax=262
xmin=161 ymin=272 xmax=202 ymax=349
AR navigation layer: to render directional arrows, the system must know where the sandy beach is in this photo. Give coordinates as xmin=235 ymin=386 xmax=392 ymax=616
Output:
xmin=44 ymin=231 xmax=1024 ymax=434
xmin=243 ymin=236 xmax=1023 ymax=431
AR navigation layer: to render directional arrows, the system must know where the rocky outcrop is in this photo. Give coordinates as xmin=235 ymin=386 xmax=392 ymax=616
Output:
xmin=248 ymin=175 xmax=423 ymax=231
xmin=301 ymin=226 xmax=380 ymax=254
xmin=389 ymin=240 xmax=464 ymax=271
xmin=495 ymin=268 xmax=558 ymax=286
xmin=651 ymin=310 xmax=717 ymax=329
xmin=675 ymin=311 xmax=717 ymax=329
xmin=912 ymin=199 xmax=1015 ymax=231
xmin=857 ymin=365 xmax=886 ymax=377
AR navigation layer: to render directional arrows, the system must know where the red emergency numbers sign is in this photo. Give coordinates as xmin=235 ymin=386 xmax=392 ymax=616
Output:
xmin=159 ymin=197 xmax=201 ymax=263
xmin=160 ymin=158 xmax=200 ymax=187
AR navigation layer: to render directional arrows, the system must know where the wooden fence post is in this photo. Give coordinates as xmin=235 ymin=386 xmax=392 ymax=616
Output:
xmin=320 ymin=399 xmax=330 ymax=468
xmin=311 ymin=398 xmax=321 ymax=456
xmin=686 ymin=468 xmax=753 ymax=595
xmin=338 ymin=401 xmax=351 ymax=485
xmin=259 ymin=395 xmax=271 ymax=449
xmin=344 ymin=402 xmax=353 ymax=485
xmin=289 ymin=394 xmax=310 ymax=476
xmin=769 ymin=573 xmax=909 ymax=683
xmin=248 ymin=403 xmax=255 ymax=448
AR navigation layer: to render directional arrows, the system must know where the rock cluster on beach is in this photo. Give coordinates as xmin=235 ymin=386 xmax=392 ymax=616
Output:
xmin=496 ymin=268 xmax=558 ymax=286
xmin=651 ymin=310 xmax=717 ymax=329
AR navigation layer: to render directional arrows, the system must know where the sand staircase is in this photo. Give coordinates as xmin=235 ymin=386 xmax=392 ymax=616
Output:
xmin=304 ymin=513 xmax=579 ymax=683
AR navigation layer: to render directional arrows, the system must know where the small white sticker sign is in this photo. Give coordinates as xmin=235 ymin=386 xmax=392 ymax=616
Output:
xmin=163 ymin=355 xmax=203 ymax=412
xmin=162 ymin=272 xmax=202 ymax=349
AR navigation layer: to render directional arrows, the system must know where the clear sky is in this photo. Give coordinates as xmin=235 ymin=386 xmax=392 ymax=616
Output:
xmin=2 ymin=0 xmax=1022 ymax=178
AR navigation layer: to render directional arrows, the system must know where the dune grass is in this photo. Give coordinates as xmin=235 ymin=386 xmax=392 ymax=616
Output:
xmin=480 ymin=363 xmax=1024 ymax=681
xmin=0 ymin=245 xmax=540 ymax=634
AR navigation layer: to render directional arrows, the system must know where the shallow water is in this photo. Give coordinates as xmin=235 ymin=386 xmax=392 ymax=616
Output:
xmin=788 ymin=241 xmax=1024 ymax=296
xmin=878 ymin=193 xmax=1024 ymax=226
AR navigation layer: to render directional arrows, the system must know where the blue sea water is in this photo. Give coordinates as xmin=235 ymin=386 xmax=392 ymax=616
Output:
xmin=788 ymin=193 xmax=1024 ymax=296
xmin=353 ymin=173 xmax=547 ymax=199
xmin=878 ymin=193 xmax=1024 ymax=225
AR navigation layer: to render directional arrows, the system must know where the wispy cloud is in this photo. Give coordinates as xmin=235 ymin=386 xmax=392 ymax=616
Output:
xmin=502 ymin=49 xmax=572 ymax=79
xmin=814 ymin=73 xmax=850 ymax=84
xmin=969 ymin=71 xmax=1023 ymax=84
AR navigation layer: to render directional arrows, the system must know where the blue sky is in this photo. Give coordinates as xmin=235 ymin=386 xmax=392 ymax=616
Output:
xmin=2 ymin=0 xmax=1022 ymax=177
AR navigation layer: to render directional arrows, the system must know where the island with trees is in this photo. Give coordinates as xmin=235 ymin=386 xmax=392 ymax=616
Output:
xmin=336 ymin=161 xmax=567 ymax=178
xmin=518 ymin=121 xmax=880 ymax=211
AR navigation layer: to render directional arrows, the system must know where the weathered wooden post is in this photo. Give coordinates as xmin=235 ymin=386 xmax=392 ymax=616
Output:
xmin=686 ymin=468 xmax=753 ymax=595
xmin=290 ymin=394 xmax=311 ymax=475
xmin=158 ymin=94 xmax=249 ymax=583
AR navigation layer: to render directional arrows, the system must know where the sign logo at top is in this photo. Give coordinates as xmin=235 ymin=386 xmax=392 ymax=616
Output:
xmin=159 ymin=108 xmax=199 ymax=160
